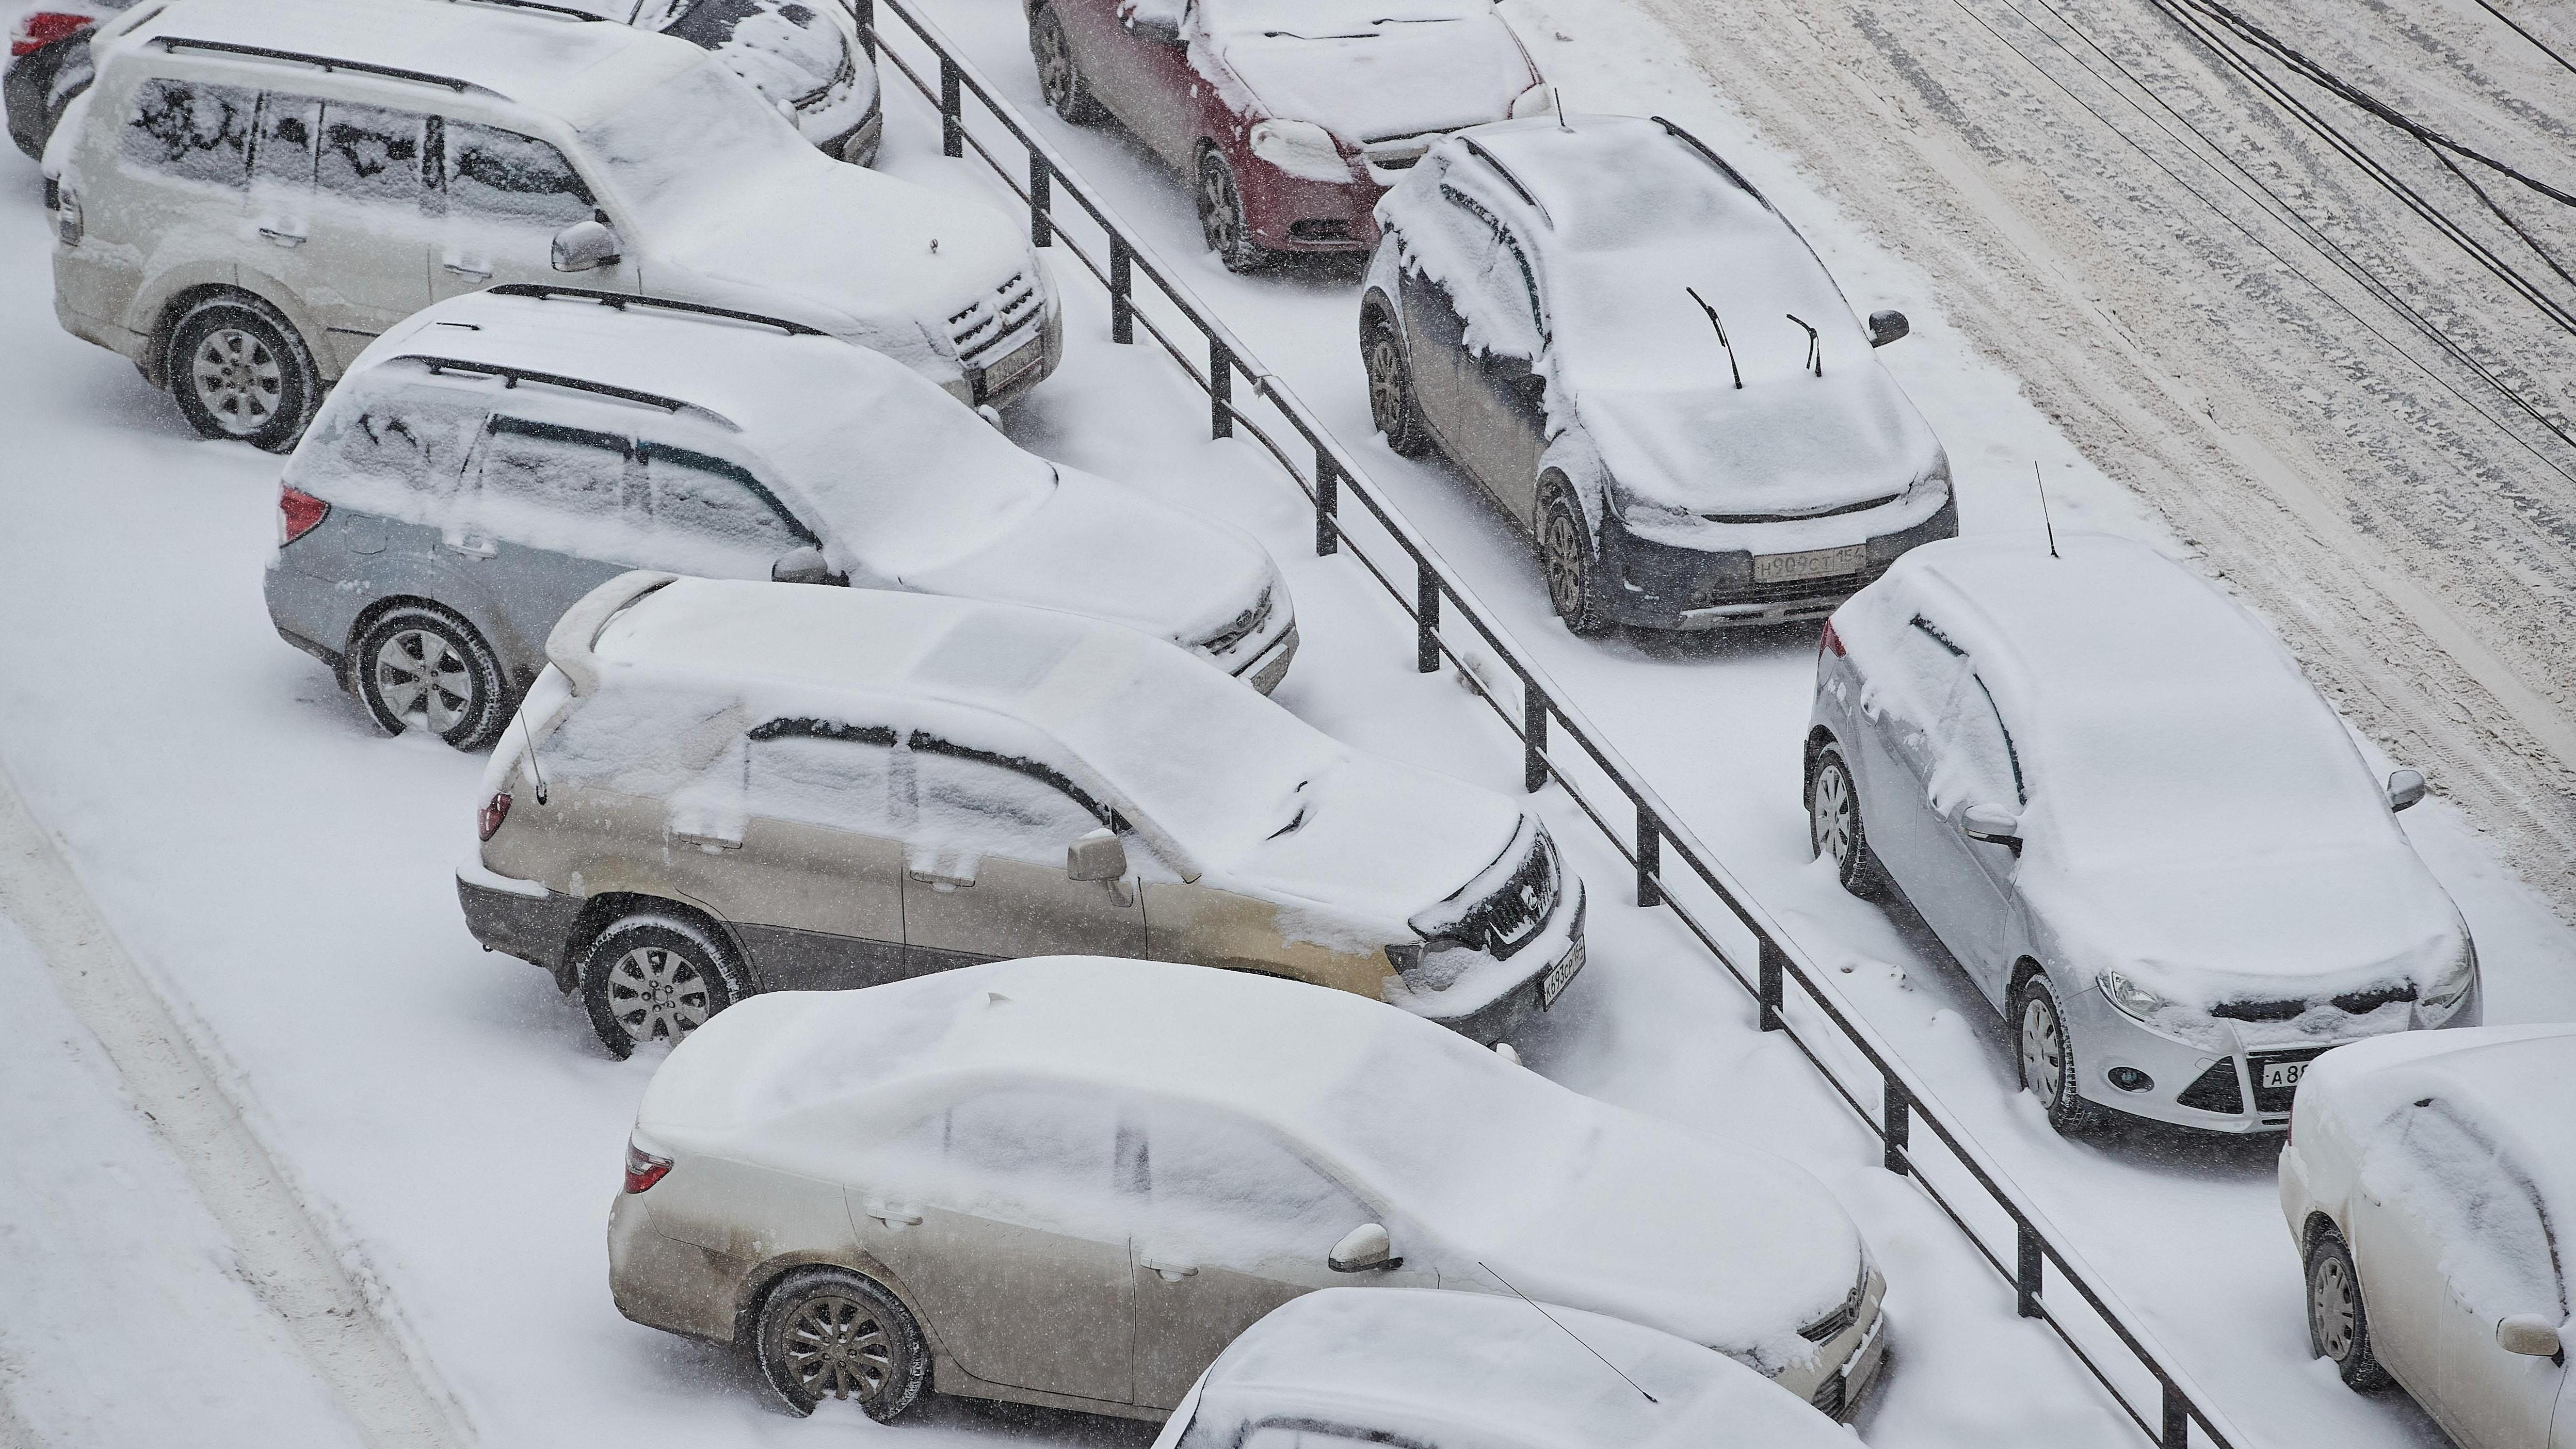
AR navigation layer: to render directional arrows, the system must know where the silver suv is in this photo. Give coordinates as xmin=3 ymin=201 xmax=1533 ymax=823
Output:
xmin=461 ymin=572 xmax=1587 ymax=1056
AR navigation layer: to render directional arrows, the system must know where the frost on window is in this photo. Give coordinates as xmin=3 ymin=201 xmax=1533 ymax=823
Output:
xmin=537 ymin=685 xmax=742 ymax=798
xmin=581 ymin=59 xmax=805 ymax=221
xmin=909 ymin=738 xmax=1111 ymax=873
xmin=641 ymin=441 xmax=809 ymax=560
xmin=745 ymin=725 xmax=904 ymax=837
xmin=1135 ymin=1098 xmax=1370 ymax=1273
xmin=1408 ymin=184 xmax=1545 ymax=363
xmin=121 ymin=78 xmax=252 ymax=185
xmin=2370 ymin=1102 xmax=2566 ymax=1322
xmin=894 ymin=1086 xmax=1127 ymax=1239
xmin=442 ymin=121 xmax=594 ymax=229
xmin=316 ymin=102 xmax=427 ymax=206
xmin=1927 ymin=672 xmax=2022 ymax=813
xmin=250 ymin=92 xmax=319 ymax=188
xmin=292 ymin=378 xmax=491 ymax=515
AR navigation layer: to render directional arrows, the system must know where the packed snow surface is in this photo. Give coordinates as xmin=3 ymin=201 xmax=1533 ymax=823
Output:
xmin=637 ymin=957 xmax=1866 ymax=1372
xmin=1197 ymin=0 xmax=1534 ymax=144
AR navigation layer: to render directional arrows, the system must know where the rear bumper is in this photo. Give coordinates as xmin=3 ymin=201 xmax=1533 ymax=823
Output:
xmin=1603 ymin=496 xmax=1957 ymax=631
xmin=262 ymin=556 xmax=360 ymax=681
xmin=457 ymin=864 xmax=584 ymax=985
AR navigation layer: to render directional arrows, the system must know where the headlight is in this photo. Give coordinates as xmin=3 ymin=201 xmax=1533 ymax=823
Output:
xmin=54 ymin=187 xmax=82 ymax=247
xmin=1248 ymin=119 xmax=1353 ymax=183
xmin=2416 ymin=942 xmax=2476 ymax=1024
xmin=2097 ymin=969 xmax=2169 ymax=1023
xmin=1913 ymin=453 xmax=1952 ymax=498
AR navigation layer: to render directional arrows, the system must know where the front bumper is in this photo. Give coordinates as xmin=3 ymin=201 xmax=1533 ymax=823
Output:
xmin=1385 ymin=883 xmax=1586 ymax=1045
xmin=1229 ymin=622 xmax=1299 ymax=695
xmin=1772 ymin=1267 xmax=1888 ymax=1422
xmin=2064 ymin=984 xmax=2466 ymax=1135
xmin=820 ymin=90 xmax=883 ymax=166
xmin=1241 ymin=153 xmax=1383 ymax=253
xmin=1602 ymin=496 xmax=1958 ymax=631
xmin=971 ymin=298 xmax=1061 ymax=411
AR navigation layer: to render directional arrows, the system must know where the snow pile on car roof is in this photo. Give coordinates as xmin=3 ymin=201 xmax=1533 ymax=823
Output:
xmin=1179 ymin=1289 xmax=1847 ymax=1449
xmin=1194 ymin=0 xmax=1532 ymax=146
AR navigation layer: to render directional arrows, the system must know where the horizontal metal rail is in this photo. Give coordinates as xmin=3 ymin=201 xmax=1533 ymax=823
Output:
xmin=856 ymin=3 xmax=2246 ymax=1443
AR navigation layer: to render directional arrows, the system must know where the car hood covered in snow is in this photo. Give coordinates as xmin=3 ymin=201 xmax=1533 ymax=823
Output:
xmin=1202 ymin=0 xmax=1532 ymax=144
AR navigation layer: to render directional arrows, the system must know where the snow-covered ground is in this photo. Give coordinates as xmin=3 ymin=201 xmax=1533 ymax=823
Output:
xmin=3 ymin=0 xmax=2572 ymax=1444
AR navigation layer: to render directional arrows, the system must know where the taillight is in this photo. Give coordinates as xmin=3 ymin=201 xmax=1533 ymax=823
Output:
xmin=476 ymin=791 xmax=512 ymax=842
xmin=623 ymin=1141 xmax=672 ymax=1194
xmin=10 ymin=10 xmax=92 ymax=56
xmin=1820 ymin=618 xmax=1846 ymax=657
xmin=278 ymin=486 xmax=329 ymax=546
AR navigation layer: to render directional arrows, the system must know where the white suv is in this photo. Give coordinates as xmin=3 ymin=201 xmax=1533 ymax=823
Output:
xmin=50 ymin=0 xmax=1056 ymax=449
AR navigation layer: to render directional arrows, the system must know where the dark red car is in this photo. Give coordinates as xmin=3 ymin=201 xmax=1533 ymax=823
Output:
xmin=1027 ymin=0 xmax=1548 ymax=270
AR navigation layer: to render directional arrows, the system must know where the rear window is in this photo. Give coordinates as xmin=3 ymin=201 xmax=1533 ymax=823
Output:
xmin=121 ymin=76 xmax=253 ymax=185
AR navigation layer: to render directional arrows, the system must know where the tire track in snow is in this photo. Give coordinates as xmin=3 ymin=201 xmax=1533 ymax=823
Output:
xmin=0 ymin=763 xmax=471 ymax=1449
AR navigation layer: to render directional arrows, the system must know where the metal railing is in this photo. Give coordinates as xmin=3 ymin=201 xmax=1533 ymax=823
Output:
xmin=852 ymin=3 xmax=2248 ymax=1442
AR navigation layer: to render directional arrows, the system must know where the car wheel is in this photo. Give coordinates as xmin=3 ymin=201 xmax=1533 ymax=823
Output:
xmin=756 ymin=1267 xmax=929 ymax=1422
xmin=2307 ymin=1232 xmax=2393 ymax=1390
xmin=579 ymin=915 xmax=742 ymax=1060
xmin=1198 ymin=149 xmax=1267 ymax=273
xmin=1363 ymin=319 xmax=1430 ymax=458
xmin=1029 ymin=7 xmax=1104 ymax=123
xmin=1539 ymin=482 xmax=1613 ymax=637
xmin=351 ymin=605 xmax=510 ymax=750
xmin=2011 ymin=974 xmax=2101 ymax=1133
xmin=1809 ymin=746 xmax=1889 ymax=899
xmin=166 ymin=294 xmax=319 ymax=452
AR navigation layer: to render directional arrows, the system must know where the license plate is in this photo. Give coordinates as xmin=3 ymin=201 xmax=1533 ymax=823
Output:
xmin=1540 ymin=938 xmax=1586 ymax=1009
xmin=2262 ymin=1060 xmax=2308 ymax=1090
xmin=977 ymin=331 xmax=1044 ymax=397
xmin=1753 ymin=544 xmax=1869 ymax=585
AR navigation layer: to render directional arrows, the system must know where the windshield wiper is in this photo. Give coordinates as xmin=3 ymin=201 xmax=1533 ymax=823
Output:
xmin=1684 ymin=286 xmax=1742 ymax=390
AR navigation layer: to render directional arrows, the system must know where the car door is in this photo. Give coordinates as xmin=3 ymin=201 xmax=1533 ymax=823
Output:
xmin=2349 ymin=1104 xmax=2478 ymax=1408
xmin=1848 ymin=617 xmax=1975 ymax=936
xmin=110 ymin=76 xmax=253 ymax=301
xmin=1126 ymin=1096 xmax=1436 ymax=1410
xmin=1446 ymin=222 xmax=1550 ymax=526
xmin=1073 ymin=0 xmax=1199 ymax=165
xmin=1902 ymin=665 xmax=2025 ymax=997
xmin=293 ymin=96 xmax=437 ymax=366
xmin=429 ymin=118 xmax=631 ymax=300
xmin=898 ymin=736 xmax=1147 ymax=971
xmin=458 ymin=412 xmax=642 ymax=652
xmin=2410 ymin=1113 xmax=2567 ymax=1449
xmin=717 ymin=721 xmax=911 ymax=989
xmin=857 ymin=1085 xmax=1135 ymax=1405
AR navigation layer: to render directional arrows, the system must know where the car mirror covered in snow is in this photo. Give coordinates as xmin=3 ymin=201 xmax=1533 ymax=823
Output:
xmin=552 ymin=219 xmax=623 ymax=273
xmin=1960 ymin=802 xmax=2021 ymax=851
xmin=1067 ymin=828 xmax=1128 ymax=882
xmin=1327 ymin=1222 xmax=1399 ymax=1274
xmin=1867 ymin=309 xmax=1910 ymax=347
xmin=2497 ymin=1314 xmax=2565 ymax=1358
xmin=769 ymin=545 xmax=834 ymax=585
xmin=2386 ymin=768 xmax=2427 ymax=812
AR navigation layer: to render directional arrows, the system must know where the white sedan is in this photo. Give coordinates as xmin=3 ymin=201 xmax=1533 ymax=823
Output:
xmin=2281 ymin=1023 xmax=2573 ymax=1449
xmin=607 ymin=958 xmax=1888 ymax=1424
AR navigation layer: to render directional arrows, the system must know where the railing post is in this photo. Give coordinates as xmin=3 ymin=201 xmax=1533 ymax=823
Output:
xmin=1635 ymin=802 xmax=1661 ymax=907
xmin=1109 ymin=237 xmax=1133 ymax=345
xmin=1881 ymin=1077 xmax=1910 ymax=1174
xmin=1209 ymin=338 xmax=1232 ymax=440
xmin=1757 ymin=938 xmax=1784 ymax=1032
xmin=1029 ymin=154 xmax=1052 ymax=248
xmin=1313 ymin=450 xmax=1338 ymax=557
xmin=1522 ymin=683 xmax=1548 ymax=794
xmin=2016 ymin=1222 xmax=2043 ymax=1318
xmin=1414 ymin=563 xmax=1440 ymax=673
xmin=2160 ymin=1383 xmax=2189 ymax=1449
xmin=938 ymin=58 xmax=961 ymax=158
xmin=850 ymin=0 xmax=874 ymax=58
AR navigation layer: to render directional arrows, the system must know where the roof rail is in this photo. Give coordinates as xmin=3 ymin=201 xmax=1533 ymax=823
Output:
xmin=394 ymin=355 xmax=738 ymax=430
xmin=445 ymin=0 xmax=606 ymax=20
xmin=1458 ymin=137 xmax=1551 ymax=229
xmin=484 ymin=284 xmax=831 ymax=338
xmin=153 ymin=37 xmax=486 ymax=94
xmin=545 ymin=571 xmax=678 ymax=697
xmin=1649 ymin=116 xmax=1773 ymax=210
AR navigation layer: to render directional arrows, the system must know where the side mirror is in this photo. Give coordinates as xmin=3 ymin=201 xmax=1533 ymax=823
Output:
xmin=1125 ymin=11 xmax=1182 ymax=45
xmin=2387 ymin=769 xmax=2427 ymax=813
xmin=1329 ymin=1222 xmax=1402 ymax=1274
xmin=770 ymin=545 xmax=834 ymax=585
xmin=1961 ymin=802 xmax=2022 ymax=852
xmin=1067 ymin=829 xmax=1128 ymax=882
xmin=1867 ymin=310 xmax=1910 ymax=347
xmin=2497 ymin=1314 xmax=2564 ymax=1358
xmin=552 ymin=219 xmax=622 ymax=273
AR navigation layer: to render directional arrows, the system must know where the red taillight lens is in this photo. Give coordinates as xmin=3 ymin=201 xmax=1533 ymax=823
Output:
xmin=623 ymin=1141 xmax=672 ymax=1194
xmin=1819 ymin=618 xmax=1846 ymax=657
xmin=278 ymin=486 xmax=329 ymax=546
xmin=10 ymin=11 xmax=92 ymax=56
xmin=477 ymin=792 xmax=512 ymax=842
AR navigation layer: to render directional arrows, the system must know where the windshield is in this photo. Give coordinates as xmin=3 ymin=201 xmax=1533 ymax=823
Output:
xmin=1196 ymin=0 xmax=1486 ymax=37
xmin=1308 ymin=1028 xmax=1599 ymax=1233
xmin=578 ymin=55 xmax=809 ymax=222
xmin=766 ymin=396 xmax=1059 ymax=577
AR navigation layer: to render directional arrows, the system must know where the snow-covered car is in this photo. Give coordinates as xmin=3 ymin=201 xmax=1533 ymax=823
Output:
xmin=1362 ymin=114 xmax=1954 ymax=634
xmin=4 ymin=0 xmax=127 ymax=158
xmin=1153 ymin=1289 xmax=1859 ymax=1448
xmin=1807 ymin=534 xmax=2477 ymax=1136
xmin=46 ymin=0 xmax=1055 ymax=451
xmin=266 ymin=285 xmax=1289 ymax=750
xmin=606 ymin=958 xmax=1884 ymax=1424
xmin=575 ymin=0 xmax=881 ymax=164
xmin=463 ymin=575 xmax=1583 ymax=1053
xmin=2279 ymin=1024 xmax=2573 ymax=1449
xmin=1026 ymin=0 xmax=1550 ymax=270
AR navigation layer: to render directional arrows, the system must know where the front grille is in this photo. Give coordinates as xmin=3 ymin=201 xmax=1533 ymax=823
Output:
xmin=1448 ymin=836 xmax=1559 ymax=960
xmin=949 ymin=271 xmax=1041 ymax=366
xmin=2177 ymin=1059 xmax=2243 ymax=1114
xmin=2210 ymin=997 xmax=2305 ymax=1022
xmin=2249 ymin=1048 xmax=2328 ymax=1114
xmin=1809 ymin=1373 xmax=1846 ymax=1420
xmin=1800 ymin=1299 xmax=1857 ymax=1344
xmin=791 ymin=42 xmax=858 ymax=111
xmin=2213 ymin=983 xmax=2415 ymax=1022
xmin=1194 ymin=587 xmax=1274 ymax=655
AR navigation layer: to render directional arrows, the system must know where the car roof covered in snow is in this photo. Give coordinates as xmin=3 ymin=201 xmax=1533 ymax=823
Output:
xmin=1168 ymin=1289 xmax=1848 ymax=1449
xmin=120 ymin=0 xmax=695 ymax=127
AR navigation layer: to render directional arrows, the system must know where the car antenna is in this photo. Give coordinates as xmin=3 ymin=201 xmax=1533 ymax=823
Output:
xmin=1786 ymin=314 xmax=1821 ymax=376
xmin=1684 ymin=287 xmax=1742 ymax=390
xmin=518 ymin=709 xmax=549 ymax=804
xmin=1477 ymin=1261 xmax=1657 ymax=1404
xmin=1552 ymin=86 xmax=1572 ymax=133
xmin=2034 ymin=460 xmax=2060 ymax=559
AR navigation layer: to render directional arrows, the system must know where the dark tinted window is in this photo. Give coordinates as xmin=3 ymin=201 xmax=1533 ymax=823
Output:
xmin=317 ymin=101 xmax=428 ymax=205
xmin=478 ymin=416 xmax=633 ymax=513
xmin=121 ymin=77 xmax=253 ymax=185
xmin=441 ymin=121 xmax=594 ymax=228
xmin=249 ymin=92 xmax=319 ymax=188
xmin=640 ymin=441 xmax=810 ymax=550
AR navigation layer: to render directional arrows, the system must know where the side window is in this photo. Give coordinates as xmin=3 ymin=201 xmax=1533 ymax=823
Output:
xmin=1135 ymin=1098 xmax=1371 ymax=1267
xmin=1488 ymin=223 xmax=1544 ymax=344
xmin=1931 ymin=673 xmax=2023 ymax=810
xmin=904 ymin=1086 xmax=1125 ymax=1236
xmin=121 ymin=77 xmax=253 ymax=185
xmin=2379 ymin=1103 xmax=2566 ymax=1321
xmin=908 ymin=738 xmax=1111 ymax=867
xmin=316 ymin=101 xmax=429 ymax=208
xmin=475 ymin=416 xmax=635 ymax=519
xmin=440 ymin=120 xmax=595 ymax=229
xmin=640 ymin=441 xmax=810 ymax=555
xmin=744 ymin=722 xmax=905 ymax=838
xmin=249 ymin=91 xmax=319 ymax=189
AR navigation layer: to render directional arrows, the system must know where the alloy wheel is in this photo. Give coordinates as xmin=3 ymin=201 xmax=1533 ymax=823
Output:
xmin=1541 ymin=506 xmax=1588 ymax=618
xmin=2020 ymin=991 xmax=2068 ymax=1108
xmin=2311 ymin=1255 xmax=2359 ymax=1363
xmin=1813 ymin=762 xmax=1857 ymax=868
xmin=607 ymin=945 xmax=713 ymax=1048
xmin=1034 ymin=19 xmax=1073 ymax=110
xmin=1366 ymin=334 xmax=1407 ymax=436
xmin=371 ymin=628 xmax=474 ymax=734
xmin=782 ymin=1294 xmax=895 ymax=1404
xmin=190 ymin=327 xmax=283 ymax=437
xmin=1200 ymin=157 xmax=1244 ymax=259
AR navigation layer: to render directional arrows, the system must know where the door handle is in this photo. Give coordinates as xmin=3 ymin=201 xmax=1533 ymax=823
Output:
xmin=443 ymin=534 xmax=498 ymax=558
xmin=258 ymin=227 xmax=306 ymax=247
xmin=1138 ymin=1258 xmax=1197 ymax=1281
xmin=671 ymin=831 xmax=741 ymax=852
xmin=442 ymin=261 xmax=493 ymax=280
xmin=861 ymin=1203 xmax=922 ymax=1228
xmin=908 ymin=870 xmax=975 ymax=889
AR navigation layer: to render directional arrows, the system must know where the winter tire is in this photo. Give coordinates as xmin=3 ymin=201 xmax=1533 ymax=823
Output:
xmin=579 ymin=914 xmax=742 ymax=1059
xmin=1363 ymin=317 xmax=1430 ymax=458
xmin=351 ymin=605 xmax=509 ymax=751
xmin=1198 ymin=149 xmax=1267 ymax=273
xmin=166 ymin=294 xmax=319 ymax=452
xmin=2307 ymin=1232 xmax=2393 ymax=1390
xmin=1539 ymin=481 xmax=1613 ymax=637
xmin=1809 ymin=745 xmax=1888 ymax=899
xmin=1029 ymin=7 xmax=1104 ymax=123
xmin=756 ymin=1268 xmax=928 ymax=1422
xmin=2011 ymin=973 xmax=2101 ymax=1134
